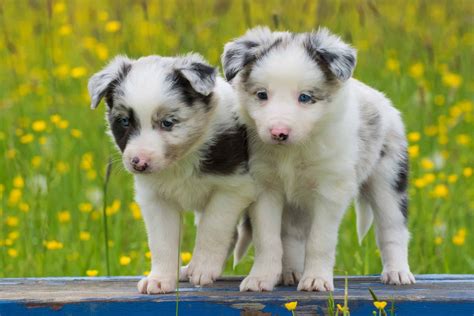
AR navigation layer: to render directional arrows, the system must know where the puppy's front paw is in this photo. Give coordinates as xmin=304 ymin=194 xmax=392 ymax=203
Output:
xmin=381 ymin=270 xmax=416 ymax=285
xmin=240 ymin=274 xmax=280 ymax=292
xmin=186 ymin=258 xmax=222 ymax=286
xmin=280 ymin=270 xmax=302 ymax=286
xmin=137 ymin=275 xmax=176 ymax=294
xmin=297 ymin=274 xmax=334 ymax=292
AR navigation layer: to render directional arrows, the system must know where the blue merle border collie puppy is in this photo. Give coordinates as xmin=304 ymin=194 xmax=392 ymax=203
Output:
xmin=88 ymin=54 xmax=255 ymax=294
xmin=222 ymin=27 xmax=415 ymax=292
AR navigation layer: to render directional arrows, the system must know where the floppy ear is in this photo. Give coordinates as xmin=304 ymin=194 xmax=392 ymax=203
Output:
xmin=305 ymin=28 xmax=357 ymax=82
xmin=221 ymin=26 xmax=274 ymax=81
xmin=177 ymin=62 xmax=217 ymax=96
xmin=88 ymin=56 xmax=133 ymax=109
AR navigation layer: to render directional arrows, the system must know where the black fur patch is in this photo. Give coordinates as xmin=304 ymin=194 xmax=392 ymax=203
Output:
xmin=394 ymin=149 xmax=409 ymax=193
xmin=168 ymin=69 xmax=213 ymax=109
xmin=108 ymin=108 xmax=140 ymax=152
xmin=200 ymin=124 xmax=249 ymax=175
xmin=104 ymin=63 xmax=132 ymax=108
xmin=399 ymin=193 xmax=408 ymax=220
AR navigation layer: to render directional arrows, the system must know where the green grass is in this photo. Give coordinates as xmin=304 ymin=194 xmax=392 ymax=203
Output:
xmin=0 ymin=0 xmax=472 ymax=278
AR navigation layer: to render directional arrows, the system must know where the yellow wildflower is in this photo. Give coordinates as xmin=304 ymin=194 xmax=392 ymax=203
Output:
xmin=8 ymin=189 xmax=22 ymax=206
xmin=409 ymin=62 xmax=424 ymax=78
xmin=32 ymin=120 xmax=47 ymax=132
xmin=408 ymin=145 xmax=419 ymax=158
xmin=58 ymin=24 xmax=72 ymax=36
xmin=130 ymin=202 xmax=142 ymax=220
xmin=456 ymin=134 xmax=470 ymax=145
xmin=86 ymin=269 xmax=99 ymax=277
xmin=58 ymin=210 xmax=71 ymax=223
xmin=80 ymin=153 xmax=94 ymax=170
xmin=57 ymin=120 xmax=69 ymax=129
xmin=8 ymin=231 xmax=19 ymax=240
xmin=105 ymin=21 xmax=121 ymax=33
xmin=386 ymin=58 xmax=400 ymax=73
xmin=19 ymin=202 xmax=30 ymax=212
xmin=6 ymin=216 xmax=19 ymax=227
xmin=457 ymin=228 xmax=466 ymax=237
xmin=284 ymin=301 xmax=297 ymax=311
xmin=13 ymin=175 xmax=24 ymax=188
xmin=95 ymin=43 xmax=109 ymax=60
xmin=434 ymin=95 xmax=445 ymax=106
xmin=408 ymin=132 xmax=420 ymax=142
xmin=20 ymin=133 xmax=34 ymax=144
xmin=44 ymin=240 xmax=64 ymax=250
xmin=423 ymin=173 xmax=435 ymax=184
xmin=421 ymin=158 xmax=434 ymax=170
xmin=53 ymin=2 xmax=66 ymax=14
xmin=56 ymin=161 xmax=69 ymax=174
xmin=452 ymin=234 xmax=465 ymax=246
xmin=447 ymin=174 xmax=458 ymax=183
xmin=71 ymin=67 xmax=87 ymax=78
xmin=4 ymin=239 xmax=13 ymax=246
xmin=7 ymin=248 xmax=18 ymax=258
xmin=98 ymin=11 xmax=109 ymax=21
xmin=79 ymin=202 xmax=93 ymax=213
xmin=432 ymin=184 xmax=448 ymax=198
xmin=71 ymin=129 xmax=82 ymax=138
xmin=145 ymin=251 xmax=152 ymax=259
xmin=181 ymin=252 xmax=192 ymax=264
xmin=50 ymin=114 xmax=61 ymax=124
xmin=442 ymin=72 xmax=462 ymax=89
xmin=120 ymin=256 xmax=131 ymax=265
xmin=414 ymin=178 xmax=426 ymax=188
xmin=373 ymin=301 xmax=387 ymax=310
xmin=80 ymin=231 xmax=91 ymax=241
xmin=31 ymin=156 xmax=42 ymax=168
xmin=143 ymin=271 xmax=150 ymax=276
xmin=337 ymin=304 xmax=349 ymax=313
xmin=434 ymin=236 xmax=443 ymax=245
xmin=7 ymin=149 xmax=16 ymax=159
xmin=106 ymin=200 xmax=121 ymax=216
xmin=464 ymin=167 xmax=473 ymax=177
xmin=424 ymin=125 xmax=438 ymax=136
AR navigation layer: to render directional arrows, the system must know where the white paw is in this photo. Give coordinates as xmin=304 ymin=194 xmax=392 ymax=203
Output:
xmin=240 ymin=274 xmax=280 ymax=292
xmin=297 ymin=275 xmax=334 ymax=292
xmin=179 ymin=265 xmax=189 ymax=282
xmin=280 ymin=271 xmax=302 ymax=286
xmin=381 ymin=270 xmax=416 ymax=285
xmin=137 ymin=275 xmax=176 ymax=294
xmin=186 ymin=257 xmax=222 ymax=286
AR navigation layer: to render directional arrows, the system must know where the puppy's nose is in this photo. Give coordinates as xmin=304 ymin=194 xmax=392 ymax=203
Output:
xmin=131 ymin=156 xmax=149 ymax=172
xmin=270 ymin=127 xmax=290 ymax=142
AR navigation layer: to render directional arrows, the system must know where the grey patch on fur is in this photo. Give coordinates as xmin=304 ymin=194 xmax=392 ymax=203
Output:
xmin=399 ymin=193 xmax=408 ymax=220
xmin=394 ymin=149 xmax=408 ymax=194
xmin=108 ymin=105 xmax=141 ymax=152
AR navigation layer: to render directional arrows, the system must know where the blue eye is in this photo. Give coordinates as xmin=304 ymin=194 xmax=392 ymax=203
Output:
xmin=298 ymin=93 xmax=312 ymax=103
xmin=161 ymin=119 xmax=174 ymax=130
xmin=256 ymin=91 xmax=268 ymax=100
xmin=120 ymin=117 xmax=130 ymax=127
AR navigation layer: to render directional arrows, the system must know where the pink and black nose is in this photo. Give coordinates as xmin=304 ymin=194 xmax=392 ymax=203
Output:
xmin=131 ymin=156 xmax=149 ymax=172
xmin=270 ymin=127 xmax=290 ymax=142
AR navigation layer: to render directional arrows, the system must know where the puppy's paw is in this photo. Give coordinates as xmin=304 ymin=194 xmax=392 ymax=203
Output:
xmin=186 ymin=258 xmax=222 ymax=286
xmin=297 ymin=274 xmax=334 ymax=292
xmin=137 ymin=275 xmax=176 ymax=294
xmin=179 ymin=265 xmax=189 ymax=282
xmin=381 ymin=270 xmax=416 ymax=285
xmin=280 ymin=271 xmax=302 ymax=286
xmin=240 ymin=274 xmax=280 ymax=292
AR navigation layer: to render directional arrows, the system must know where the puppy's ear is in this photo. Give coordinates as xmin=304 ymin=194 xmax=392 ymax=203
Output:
xmin=177 ymin=62 xmax=217 ymax=96
xmin=305 ymin=28 xmax=357 ymax=82
xmin=221 ymin=26 xmax=274 ymax=81
xmin=88 ymin=56 xmax=133 ymax=109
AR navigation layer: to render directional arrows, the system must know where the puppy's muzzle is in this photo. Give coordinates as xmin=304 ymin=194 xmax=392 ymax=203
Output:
xmin=131 ymin=156 xmax=150 ymax=172
xmin=270 ymin=127 xmax=290 ymax=142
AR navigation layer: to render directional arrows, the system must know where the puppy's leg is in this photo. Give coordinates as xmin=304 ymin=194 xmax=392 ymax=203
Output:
xmin=365 ymin=153 xmax=415 ymax=285
xmin=137 ymin=199 xmax=181 ymax=294
xmin=240 ymin=190 xmax=283 ymax=291
xmin=281 ymin=207 xmax=306 ymax=286
xmin=186 ymin=190 xmax=252 ymax=286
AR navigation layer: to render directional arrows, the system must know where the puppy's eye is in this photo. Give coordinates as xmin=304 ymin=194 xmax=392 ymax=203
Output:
xmin=298 ymin=93 xmax=312 ymax=103
xmin=256 ymin=90 xmax=268 ymax=101
xmin=160 ymin=119 xmax=175 ymax=131
xmin=119 ymin=117 xmax=130 ymax=127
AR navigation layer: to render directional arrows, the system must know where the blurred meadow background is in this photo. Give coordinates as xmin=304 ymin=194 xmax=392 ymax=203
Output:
xmin=0 ymin=0 xmax=473 ymax=278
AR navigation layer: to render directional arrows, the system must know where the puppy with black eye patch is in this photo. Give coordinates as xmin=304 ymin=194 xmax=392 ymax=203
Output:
xmin=222 ymin=27 xmax=415 ymax=292
xmin=88 ymin=54 xmax=255 ymax=294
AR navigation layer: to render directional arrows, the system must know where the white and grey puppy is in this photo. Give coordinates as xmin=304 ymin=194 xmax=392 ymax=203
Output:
xmin=222 ymin=27 xmax=415 ymax=292
xmin=88 ymin=54 xmax=255 ymax=294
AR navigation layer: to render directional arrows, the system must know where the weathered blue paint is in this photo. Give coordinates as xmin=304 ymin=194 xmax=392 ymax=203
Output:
xmin=0 ymin=275 xmax=473 ymax=316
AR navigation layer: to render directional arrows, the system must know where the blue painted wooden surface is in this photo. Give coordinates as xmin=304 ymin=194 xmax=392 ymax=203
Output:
xmin=0 ymin=275 xmax=473 ymax=315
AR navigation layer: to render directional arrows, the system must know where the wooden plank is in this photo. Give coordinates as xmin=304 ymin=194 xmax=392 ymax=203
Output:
xmin=0 ymin=275 xmax=473 ymax=315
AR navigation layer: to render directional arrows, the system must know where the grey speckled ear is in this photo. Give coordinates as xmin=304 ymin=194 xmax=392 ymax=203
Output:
xmin=178 ymin=62 xmax=217 ymax=96
xmin=221 ymin=26 xmax=274 ymax=81
xmin=305 ymin=28 xmax=357 ymax=82
xmin=88 ymin=56 xmax=133 ymax=109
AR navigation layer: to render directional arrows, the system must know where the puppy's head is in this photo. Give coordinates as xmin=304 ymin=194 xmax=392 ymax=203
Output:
xmin=88 ymin=54 xmax=217 ymax=174
xmin=222 ymin=27 xmax=356 ymax=145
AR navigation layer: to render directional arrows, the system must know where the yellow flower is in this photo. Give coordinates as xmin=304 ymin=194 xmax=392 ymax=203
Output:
xmin=386 ymin=58 xmax=400 ymax=73
xmin=143 ymin=271 xmax=150 ymax=276
xmin=58 ymin=24 xmax=72 ymax=36
xmin=423 ymin=173 xmax=435 ymax=184
xmin=373 ymin=301 xmax=387 ymax=310
xmin=408 ymin=145 xmax=419 ymax=158
xmin=463 ymin=167 xmax=473 ymax=177
xmin=58 ymin=120 xmax=69 ymax=129
xmin=56 ymin=161 xmax=70 ymax=174
xmin=457 ymin=228 xmax=466 ymax=237
xmin=284 ymin=301 xmax=297 ymax=311
xmin=13 ymin=175 xmax=24 ymax=188
xmin=409 ymin=62 xmax=424 ymax=78
xmin=456 ymin=134 xmax=470 ymax=145
xmin=7 ymin=149 xmax=16 ymax=159
xmin=80 ymin=153 xmax=94 ymax=170
xmin=434 ymin=236 xmax=443 ymax=245
xmin=58 ymin=210 xmax=71 ymax=223
xmin=452 ymin=234 xmax=465 ymax=246
xmin=105 ymin=21 xmax=121 ymax=33
xmin=80 ymin=231 xmax=91 ymax=241
xmin=86 ymin=170 xmax=97 ymax=180
xmin=86 ymin=269 xmax=99 ymax=277
xmin=44 ymin=240 xmax=64 ymax=250
xmin=6 ymin=216 xmax=19 ymax=227
xmin=145 ymin=251 xmax=152 ymax=259
xmin=337 ymin=304 xmax=349 ymax=312
xmin=7 ymin=248 xmax=18 ymax=258
xmin=432 ymin=184 xmax=448 ymax=198
xmin=130 ymin=202 xmax=142 ymax=220
xmin=8 ymin=189 xmax=22 ymax=206
xmin=53 ymin=2 xmax=66 ymax=14
xmin=434 ymin=95 xmax=445 ymax=106
xmin=79 ymin=202 xmax=93 ymax=213
xmin=50 ymin=114 xmax=62 ymax=124
xmin=106 ymin=200 xmax=121 ymax=216
xmin=71 ymin=129 xmax=82 ymax=138
xmin=447 ymin=174 xmax=458 ymax=183
xmin=20 ymin=133 xmax=34 ymax=144
xmin=442 ymin=72 xmax=462 ymax=89
xmin=71 ymin=67 xmax=87 ymax=78
xmin=32 ymin=120 xmax=47 ymax=132
xmin=181 ymin=252 xmax=192 ymax=264
xmin=8 ymin=231 xmax=20 ymax=240
xmin=31 ymin=156 xmax=42 ymax=168
xmin=19 ymin=202 xmax=30 ymax=212
xmin=408 ymin=132 xmax=420 ymax=142
xmin=414 ymin=178 xmax=426 ymax=188
xmin=95 ymin=43 xmax=109 ymax=60
xmin=98 ymin=11 xmax=109 ymax=21
xmin=120 ymin=255 xmax=131 ymax=265
xmin=424 ymin=125 xmax=438 ymax=136
xmin=421 ymin=158 xmax=434 ymax=170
